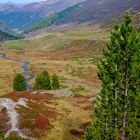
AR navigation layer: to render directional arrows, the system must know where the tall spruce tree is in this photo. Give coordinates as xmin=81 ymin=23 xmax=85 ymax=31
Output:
xmin=87 ymin=13 xmax=140 ymax=140
xmin=51 ymin=73 xmax=60 ymax=89
xmin=41 ymin=70 xmax=51 ymax=90
xmin=34 ymin=75 xmax=42 ymax=90
xmin=34 ymin=70 xmax=51 ymax=90
xmin=13 ymin=73 xmax=26 ymax=91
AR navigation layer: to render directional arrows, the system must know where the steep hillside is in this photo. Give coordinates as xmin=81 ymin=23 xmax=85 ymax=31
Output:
xmin=0 ymin=11 xmax=42 ymax=30
xmin=0 ymin=0 xmax=85 ymax=30
xmin=31 ymin=0 xmax=140 ymax=30
xmin=0 ymin=25 xmax=20 ymax=41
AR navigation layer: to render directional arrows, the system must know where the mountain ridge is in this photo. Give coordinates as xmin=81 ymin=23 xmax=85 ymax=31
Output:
xmin=0 ymin=24 xmax=21 ymax=41
xmin=29 ymin=0 xmax=140 ymax=31
xmin=0 ymin=0 xmax=85 ymax=30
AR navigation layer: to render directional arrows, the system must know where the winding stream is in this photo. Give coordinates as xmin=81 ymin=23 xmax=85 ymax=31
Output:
xmin=0 ymin=54 xmax=34 ymax=90
xmin=0 ymin=53 xmax=100 ymax=92
xmin=64 ymin=79 xmax=101 ymax=92
xmin=0 ymin=54 xmax=35 ymax=139
xmin=0 ymin=53 xmax=100 ymax=139
xmin=22 ymin=60 xmax=34 ymax=90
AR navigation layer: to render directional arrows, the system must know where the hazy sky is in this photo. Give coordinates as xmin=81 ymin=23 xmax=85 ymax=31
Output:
xmin=1 ymin=0 xmax=44 ymax=3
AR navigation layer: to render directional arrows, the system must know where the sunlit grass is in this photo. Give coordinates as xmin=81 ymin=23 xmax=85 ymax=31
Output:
xmin=3 ymin=24 xmax=109 ymax=50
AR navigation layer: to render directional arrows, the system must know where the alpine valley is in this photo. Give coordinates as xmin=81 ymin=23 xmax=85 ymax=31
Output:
xmin=0 ymin=0 xmax=140 ymax=140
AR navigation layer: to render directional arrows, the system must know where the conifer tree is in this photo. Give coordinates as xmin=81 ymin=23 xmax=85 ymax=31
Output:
xmin=13 ymin=73 xmax=26 ymax=91
xmin=41 ymin=70 xmax=51 ymax=90
xmin=87 ymin=13 xmax=140 ymax=140
xmin=51 ymin=73 xmax=60 ymax=89
xmin=34 ymin=70 xmax=51 ymax=90
xmin=34 ymin=75 xmax=42 ymax=90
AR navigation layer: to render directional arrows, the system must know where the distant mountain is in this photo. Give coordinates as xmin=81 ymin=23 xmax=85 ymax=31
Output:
xmin=0 ymin=2 xmax=20 ymax=12
xmin=0 ymin=22 xmax=20 ymax=41
xmin=30 ymin=0 xmax=140 ymax=30
xmin=0 ymin=0 xmax=85 ymax=30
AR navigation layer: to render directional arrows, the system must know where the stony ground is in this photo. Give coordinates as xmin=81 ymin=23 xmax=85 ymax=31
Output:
xmin=0 ymin=90 xmax=94 ymax=140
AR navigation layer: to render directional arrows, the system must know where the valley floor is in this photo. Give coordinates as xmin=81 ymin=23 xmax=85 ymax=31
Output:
xmin=0 ymin=47 xmax=100 ymax=139
xmin=0 ymin=24 xmax=105 ymax=139
xmin=0 ymin=48 xmax=101 ymax=95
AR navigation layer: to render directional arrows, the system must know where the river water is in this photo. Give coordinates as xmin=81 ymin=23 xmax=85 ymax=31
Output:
xmin=0 ymin=54 xmax=34 ymax=90
xmin=0 ymin=53 xmax=101 ymax=92
xmin=0 ymin=54 xmax=35 ymax=139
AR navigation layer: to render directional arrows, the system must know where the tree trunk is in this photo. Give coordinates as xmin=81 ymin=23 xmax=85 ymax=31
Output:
xmin=115 ymin=90 xmax=118 ymax=129
xmin=115 ymin=65 xmax=118 ymax=130
xmin=122 ymin=55 xmax=129 ymax=140
xmin=105 ymin=94 xmax=108 ymax=132
xmin=105 ymin=116 xmax=108 ymax=131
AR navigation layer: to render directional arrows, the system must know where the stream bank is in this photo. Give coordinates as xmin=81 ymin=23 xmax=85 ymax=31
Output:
xmin=0 ymin=54 xmax=34 ymax=90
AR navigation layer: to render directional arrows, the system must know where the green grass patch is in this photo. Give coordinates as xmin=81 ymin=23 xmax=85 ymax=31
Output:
xmin=71 ymin=85 xmax=88 ymax=94
xmin=64 ymin=30 xmax=93 ymax=38
xmin=4 ymin=40 xmax=30 ymax=50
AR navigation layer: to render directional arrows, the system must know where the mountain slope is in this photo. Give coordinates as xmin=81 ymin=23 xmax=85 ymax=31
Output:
xmin=0 ymin=0 xmax=85 ymax=30
xmin=0 ymin=23 xmax=20 ymax=41
xmin=30 ymin=0 xmax=140 ymax=30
